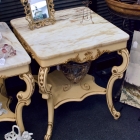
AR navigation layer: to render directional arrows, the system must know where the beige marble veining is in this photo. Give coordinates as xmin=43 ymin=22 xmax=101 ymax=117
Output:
xmin=11 ymin=7 xmax=129 ymax=60
xmin=0 ymin=22 xmax=31 ymax=71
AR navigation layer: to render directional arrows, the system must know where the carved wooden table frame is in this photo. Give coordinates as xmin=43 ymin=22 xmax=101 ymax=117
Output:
xmin=0 ymin=73 xmax=35 ymax=133
xmin=12 ymin=20 xmax=129 ymax=140
xmin=37 ymin=48 xmax=129 ymax=140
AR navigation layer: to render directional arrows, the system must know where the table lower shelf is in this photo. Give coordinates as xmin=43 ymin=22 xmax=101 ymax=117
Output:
xmin=0 ymin=94 xmax=15 ymax=122
xmin=47 ymin=70 xmax=106 ymax=109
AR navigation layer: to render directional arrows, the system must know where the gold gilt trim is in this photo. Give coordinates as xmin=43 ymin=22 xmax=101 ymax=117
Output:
xmin=65 ymin=49 xmax=110 ymax=63
xmin=20 ymin=0 xmax=55 ymax=30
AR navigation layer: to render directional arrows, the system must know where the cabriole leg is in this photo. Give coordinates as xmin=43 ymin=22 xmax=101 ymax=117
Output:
xmin=15 ymin=73 xmax=35 ymax=133
xmin=106 ymin=49 xmax=129 ymax=120
xmin=38 ymin=67 xmax=53 ymax=140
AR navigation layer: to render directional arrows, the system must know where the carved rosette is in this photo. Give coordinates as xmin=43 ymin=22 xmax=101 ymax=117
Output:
xmin=38 ymin=67 xmax=52 ymax=99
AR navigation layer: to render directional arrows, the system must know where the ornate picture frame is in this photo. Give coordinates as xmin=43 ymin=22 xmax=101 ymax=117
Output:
xmin=21 ymin=0 xmax=55 ymax=30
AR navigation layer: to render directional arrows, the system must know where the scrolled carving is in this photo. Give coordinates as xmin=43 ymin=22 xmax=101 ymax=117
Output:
xmin=17 ymin=73 xmax=35 ymax=101
xmin=80 ymin=83 xmax=90 ymax=90
xmin=65 ymin=49 xmax=110 ymax=63
xmin=95 ymin=49 xmax=110 ymax=59
xmin=112 ymin=48 xmax=129 ymax=75
xmin=38 ymin=67 xmax=52 ymax=99
xmin=15 ymin=72 xmax=35 ymax=132
xmin=106 ymin=48 xmax=129 ymax=120
xmin=109 ymin=104 xmax=121 ymax=120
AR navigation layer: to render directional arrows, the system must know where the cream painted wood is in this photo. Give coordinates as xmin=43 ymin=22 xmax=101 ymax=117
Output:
xmin=0 ymin=22 xmax=35 ymax=133
xmin=47 ymin=70 xmax=106 ymax=109
xmin=106 ymin=49 xmax=129 ymax=119
xmin=10 ymin=7 xmax=130 ymax=140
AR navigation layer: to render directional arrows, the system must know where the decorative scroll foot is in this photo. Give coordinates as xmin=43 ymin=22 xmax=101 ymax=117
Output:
xmin=15 ymin=73 xmax=35 ymax=133
xmin=106 ymin=49 xmax=129 ymax=120
xmin=38 ymin=67 xmax=53 ymax=140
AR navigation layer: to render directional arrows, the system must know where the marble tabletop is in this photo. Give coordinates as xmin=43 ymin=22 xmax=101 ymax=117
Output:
xmin=10 ymin=7 xmax=129 ymax=60
xmin=0 ymin=22 xmax=31 ymax=71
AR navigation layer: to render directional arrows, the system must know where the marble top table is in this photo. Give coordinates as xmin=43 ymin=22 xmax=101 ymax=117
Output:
xmin=11 ymin=7 xmax=130 ymax=140
xmin=0 ymin=22 xmax=35 ymax=134
xmin=0 ymin=22 xmax=31 ymax=77
xmin=11 ymin=7 xmax=129 ymax=67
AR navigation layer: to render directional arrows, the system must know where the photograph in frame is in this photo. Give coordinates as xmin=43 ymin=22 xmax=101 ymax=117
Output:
xmin=29 ymin=0 xmax=49 ymax=22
